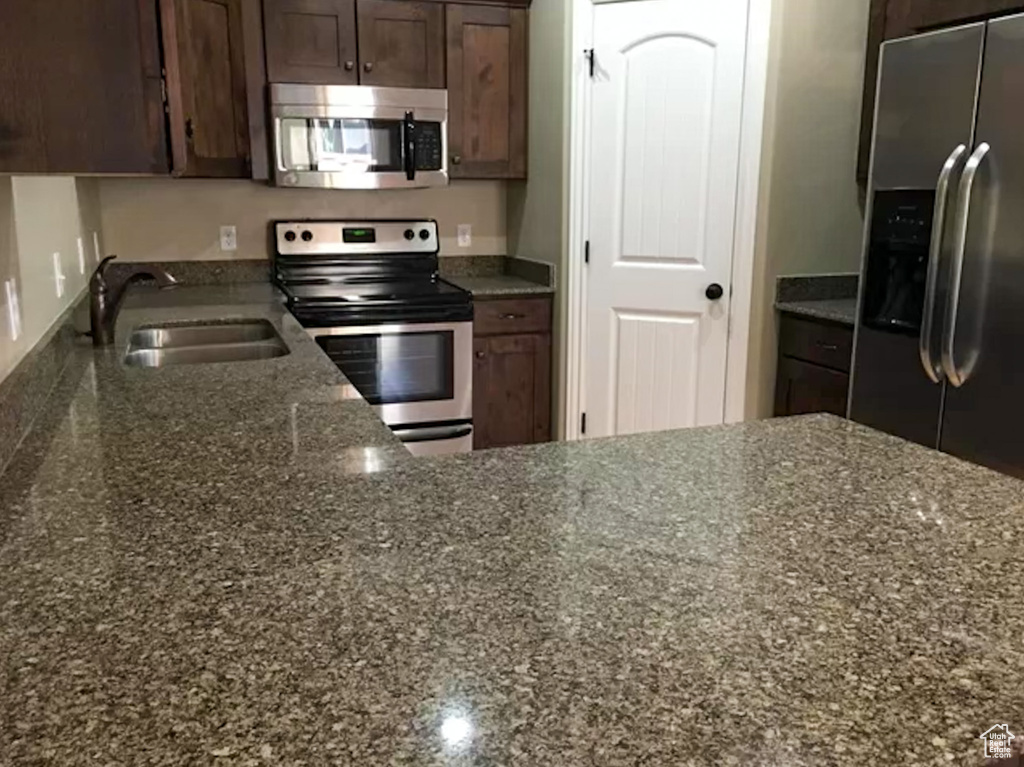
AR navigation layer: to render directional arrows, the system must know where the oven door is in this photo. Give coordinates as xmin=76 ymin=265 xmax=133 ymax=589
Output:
xmin=271 ymin=85 xmax=448 ymax=190
xmin=309 ymin=321 xmax=471 ymax=425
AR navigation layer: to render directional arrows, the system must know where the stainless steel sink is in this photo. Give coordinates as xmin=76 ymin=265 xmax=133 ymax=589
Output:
xmin=124 ymin=319 xmax=289 ymax=368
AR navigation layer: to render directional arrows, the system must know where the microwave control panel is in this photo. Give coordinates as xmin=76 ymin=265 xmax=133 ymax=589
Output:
xmin=415 ymin=123 xmax=444 ymax=171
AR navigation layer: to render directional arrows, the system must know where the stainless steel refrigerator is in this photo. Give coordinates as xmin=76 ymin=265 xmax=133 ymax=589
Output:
xmin=849 ymin=14 xmax=1024 ymax=478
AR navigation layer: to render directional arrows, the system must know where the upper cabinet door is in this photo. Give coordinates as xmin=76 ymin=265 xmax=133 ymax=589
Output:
xmin=446 ymin=5 xmax=527 ymax=179
xmin=887 ymin=0 xmax=1024 ymax=36
xmin=355 ymin=0 xmax=445 ymax=88
xmin=0 ymin=0 xmax=167 ymax=174
xmin=162 ymin=0 xmax=252 ymax=178
xmin=264 ymin=0 xmax=359 ymax=84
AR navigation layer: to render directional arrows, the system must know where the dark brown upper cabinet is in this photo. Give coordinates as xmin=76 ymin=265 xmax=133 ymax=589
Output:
xmin=857 ymin=0 xmax=1024 ymax=186
xmin=161 ymin=0 xmax=253 ymax=178
xmin=356 ymin=0 xmax=446 ymax=88
xmin=264 ymin=0 xmax=359 ymax=84
xmin=446 ymin=4 xmax=527 ymax=179
xmin=0 ymin=0 xmax=168 ymax=174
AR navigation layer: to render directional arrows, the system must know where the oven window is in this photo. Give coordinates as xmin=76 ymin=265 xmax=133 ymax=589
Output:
xmin=316 ymin=331 xmax=454 ymax=405
xmin=279 ymin=118 xmax=403 ymax=173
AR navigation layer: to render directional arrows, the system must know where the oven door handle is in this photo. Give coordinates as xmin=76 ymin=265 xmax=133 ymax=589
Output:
xmin=392 ymin=424 xmax=472 ymax=444
xmin=403 ymin=111 xmax=416 ymax=181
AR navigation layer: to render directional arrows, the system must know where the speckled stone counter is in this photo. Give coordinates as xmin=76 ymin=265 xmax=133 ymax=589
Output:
xmin=776 ymin=297 xmax=858 ymax=325
xmin=1 ymin=286 xmax=1023 ymax=765
xmin=447 ymin=274 xmax=555 ymax=297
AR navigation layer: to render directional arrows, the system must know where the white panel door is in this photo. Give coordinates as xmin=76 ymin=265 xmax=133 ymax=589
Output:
xmin=584 ymin=0 xmax=748 ymax=437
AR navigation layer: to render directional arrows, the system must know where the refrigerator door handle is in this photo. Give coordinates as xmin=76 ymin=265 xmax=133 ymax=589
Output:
xmin=920 ymin=144 xmax=968 ymax=383
xmin=941 ymin=142 xmax=990 ymax=388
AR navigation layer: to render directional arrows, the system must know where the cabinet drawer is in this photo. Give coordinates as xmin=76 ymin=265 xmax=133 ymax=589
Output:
xmin=475 ymin=297 xmax=552 ymax=336
xmin=778 ymin=315 xmax=853 ymax=373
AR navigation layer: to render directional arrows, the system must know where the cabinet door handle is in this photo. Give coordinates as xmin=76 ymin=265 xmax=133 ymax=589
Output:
xmin=499 ymin=313 xmax=526 ymax=320
xmin=475 ymin=351 xmax=486 ymax=359
xmin=451 ymin=155 xmax=462 ymax=165
xmin=816 ymin=342 xmax=839 ymax=352
xmin=363 ymin=62 xmax=374 ymax=73
xmin=344 ymin=61 xmax=355 ymax=72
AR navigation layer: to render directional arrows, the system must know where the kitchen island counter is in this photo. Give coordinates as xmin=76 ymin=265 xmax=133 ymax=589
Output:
xmin=0 ymin=287 xmax=1022 ymax=766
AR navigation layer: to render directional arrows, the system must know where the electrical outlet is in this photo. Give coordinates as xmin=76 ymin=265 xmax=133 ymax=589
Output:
xmin=457 ymin=224 xmax=472 ymax=248
xmin=92 ymin=231 xmax=101 ymax=262
xmin=77 ymin=237 xmax=86 ymax=275
xmin=5 ymin=279 xmax=21 ymax=341
xmin=53 ymin=252 xmax=66 ymax=299
xmin=220 ymin=225 xmax=237 ymax=252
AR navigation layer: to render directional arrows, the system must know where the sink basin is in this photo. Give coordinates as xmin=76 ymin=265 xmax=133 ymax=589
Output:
xmin=124 ymin=319 xmax=289 ymax=368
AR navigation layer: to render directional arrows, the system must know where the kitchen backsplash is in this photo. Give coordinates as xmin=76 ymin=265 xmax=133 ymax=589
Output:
xmin=97 ymin=178 xmax=507 ymax=262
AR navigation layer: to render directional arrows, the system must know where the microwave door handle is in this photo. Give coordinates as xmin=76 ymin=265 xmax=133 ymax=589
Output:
xmin=920 ymin=144 xmax=967 ymax=383
xmin=392 ymin=424 xmax=473 ymax=444
xmin=403 ymin=111 xmax=416 ymax=181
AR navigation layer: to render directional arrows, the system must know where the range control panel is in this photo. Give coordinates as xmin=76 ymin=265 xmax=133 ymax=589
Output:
xmin=275 ymin=220 xmax=440 ymax=256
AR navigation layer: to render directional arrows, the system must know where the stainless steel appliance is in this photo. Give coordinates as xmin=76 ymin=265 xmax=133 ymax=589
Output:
xmin=270 ymin=84 xmax=447 ymax=190
xmin=274 ymin=220 xmax=473 ymax=456
xmin=850 ymin=15 xmax=1024 ymax=477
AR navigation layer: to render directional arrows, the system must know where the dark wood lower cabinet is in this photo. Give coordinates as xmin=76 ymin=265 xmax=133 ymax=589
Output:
xmin=774 ymin=313 xmax=854 ymax=418
xmin=774 ymin=357 xmax=850 ymax=418
xmin=473 ymin=297 xmax=552 ymax=450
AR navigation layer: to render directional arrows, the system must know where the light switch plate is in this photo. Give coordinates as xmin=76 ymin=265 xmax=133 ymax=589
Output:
xmin=5 ymin=279 xmax=21 ymax=341
xmin=457 ymin=224 xmax=472 ymax=248
xmin=220 ymin=225 xmax=238 ymax=252
xmin=53 ymin=252 xmax=66 ymax=298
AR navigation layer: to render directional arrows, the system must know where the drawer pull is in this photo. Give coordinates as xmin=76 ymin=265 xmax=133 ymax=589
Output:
xmin=499 ymin=313 xmax=526 ymax=320
xmin=817 ymin=342 xmax=839 ymax=352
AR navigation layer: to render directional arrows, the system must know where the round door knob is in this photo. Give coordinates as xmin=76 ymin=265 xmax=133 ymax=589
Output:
xmin=344 ymin=61 xmax=355 ymax=72
xmin=475 ymin=351 xmax=485 ymax=359
xmin=363 ymin=62 xmax=374 ymax=73
xmin=451 ymin=155 xmax=461 ymax=165
xmin=705 ymin=283 xmax=724 ymax=301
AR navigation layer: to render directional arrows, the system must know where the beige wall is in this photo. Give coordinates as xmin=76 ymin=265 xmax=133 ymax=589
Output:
xmin=97 ymin=178 xmax=507 ymax=261
xmin=745 ymin=0 xmax=870 ymax=418
xmin=0 ymin=177 xmax=102 ymax=384
xmin=506 ymin=0 xmax=571 ymax=437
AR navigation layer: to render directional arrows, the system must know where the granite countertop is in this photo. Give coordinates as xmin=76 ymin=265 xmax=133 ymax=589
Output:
xmin=776 ymin=297 xmax=858 ymax=326
xmin=2 ymin=286 xmax=1023 ymax=764
xmin=445 ymin=274 xmax=555 ymax=298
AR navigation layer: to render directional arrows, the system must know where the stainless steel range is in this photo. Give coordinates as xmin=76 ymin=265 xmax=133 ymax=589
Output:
xmin=273 ymin=219 xmax=473 ymax=456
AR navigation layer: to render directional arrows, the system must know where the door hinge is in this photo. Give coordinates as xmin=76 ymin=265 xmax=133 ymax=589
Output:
xmin=581 ymin=412 xmax=587 ymax=435
xmin=585 ymin=48 xmax=595 ymax=78
xmin=584 ymin=240 xmax=590 ymax=265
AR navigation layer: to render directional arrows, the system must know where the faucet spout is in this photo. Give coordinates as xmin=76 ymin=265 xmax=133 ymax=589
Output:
xmin=90 ymin=256 xmax=178 ymax=347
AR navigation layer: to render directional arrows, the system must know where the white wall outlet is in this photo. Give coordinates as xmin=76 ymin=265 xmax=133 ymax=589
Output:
xmin=92 ymin=231 xmax=101 ymax=263
xmin=457 ymin=224 xmax=472 ymax=248
xmin=5 ymin=279 xmax=21 ymax=341
xmin=77 ymin=237 xmax=86 ymax=275
xmin=220 ymin=225 xmax=238 ymax=252
xmin=53 ymin=252 xmax=66 ymax=299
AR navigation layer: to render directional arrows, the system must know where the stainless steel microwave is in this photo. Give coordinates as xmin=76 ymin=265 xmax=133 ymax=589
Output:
xmin=270 ymin=84 xmax=448 ymax=190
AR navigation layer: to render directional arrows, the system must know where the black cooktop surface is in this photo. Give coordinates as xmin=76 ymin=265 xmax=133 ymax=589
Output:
xmin=283 ymin=277 xmax=469 ymax=306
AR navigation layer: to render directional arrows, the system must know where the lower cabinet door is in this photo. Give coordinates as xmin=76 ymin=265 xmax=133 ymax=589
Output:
xmin=774 ymin=356 xmax=850 ymax=418
xmin=473 ymin=333 xmax=551 ymax=449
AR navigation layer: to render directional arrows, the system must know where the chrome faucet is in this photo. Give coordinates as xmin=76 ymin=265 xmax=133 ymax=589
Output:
xmin=89 ymin=256 xmax=178 ymax=346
